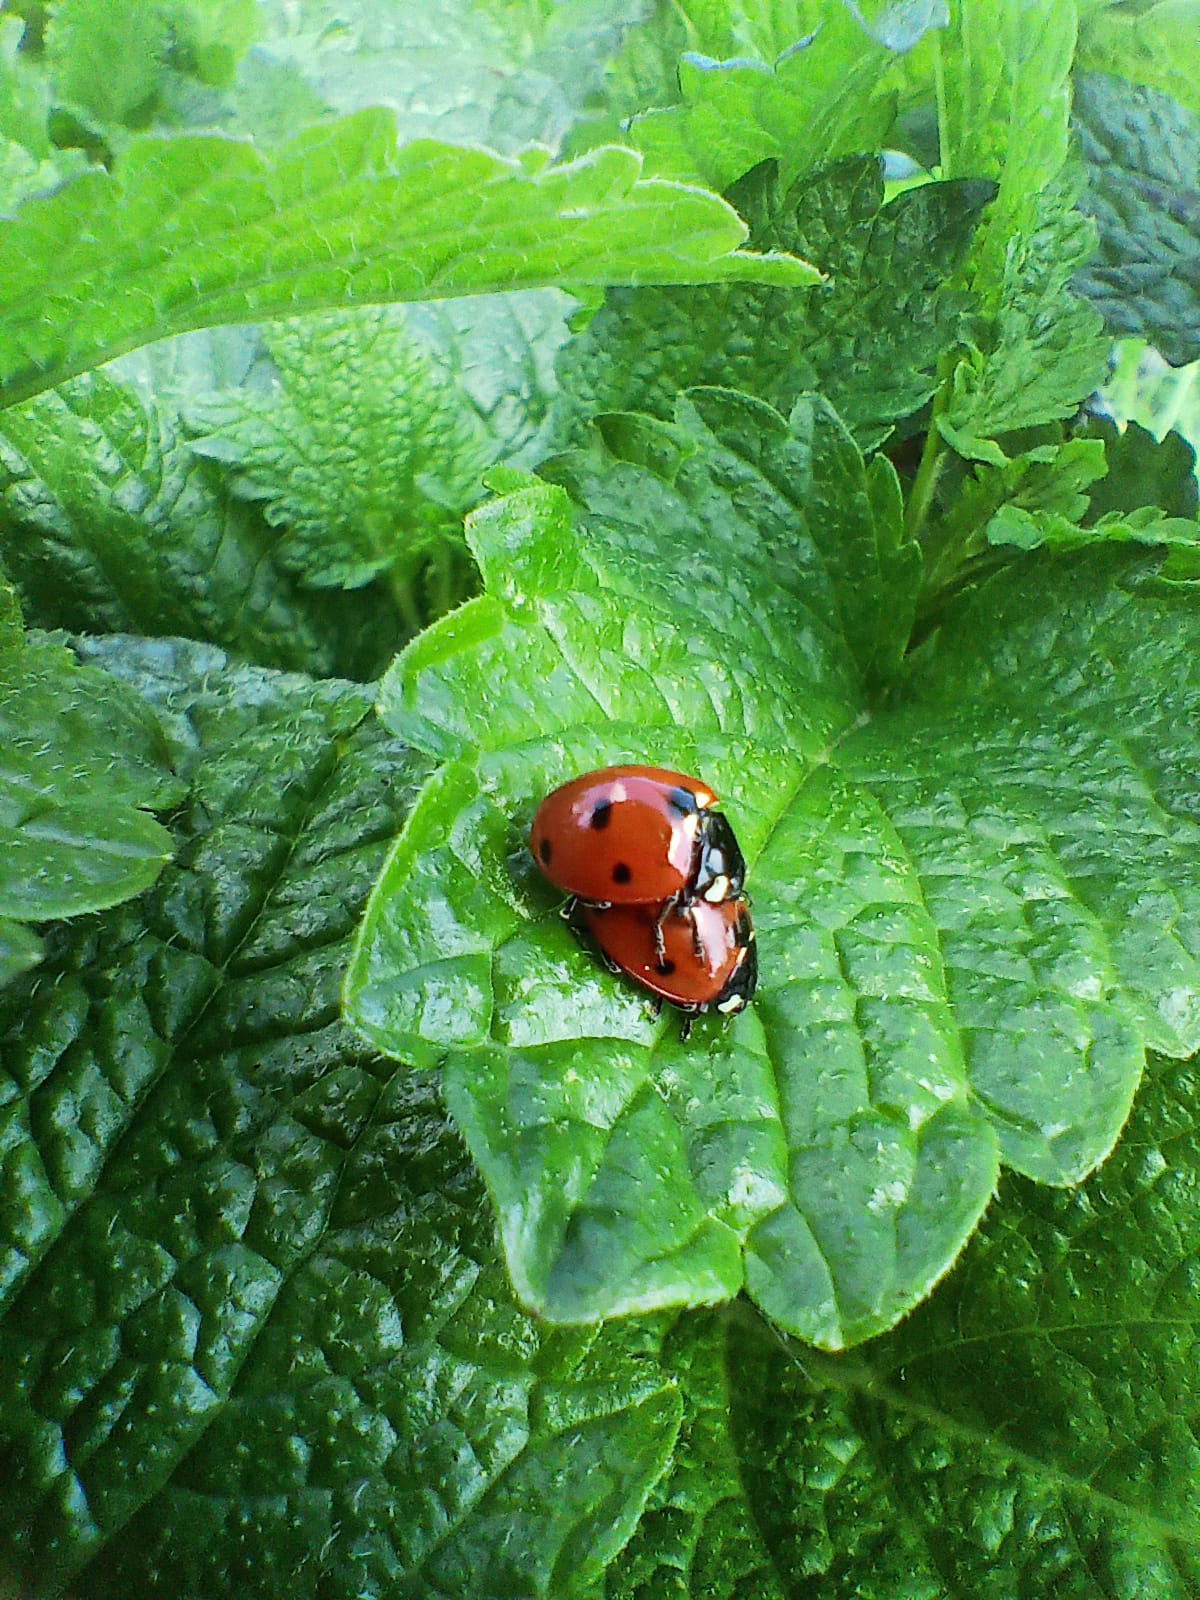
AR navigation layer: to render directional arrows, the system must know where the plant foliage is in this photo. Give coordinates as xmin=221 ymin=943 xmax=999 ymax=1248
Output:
xmin=1 ymin=0 xmax=1199 ymax=1595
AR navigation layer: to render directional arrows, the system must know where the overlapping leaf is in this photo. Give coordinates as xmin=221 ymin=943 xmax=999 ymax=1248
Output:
xmin=0 ymin=637 xmax=683 ymax=1597
xmin=346 ymin=389 xmax=1200 ymax=1348
xmin=624 ymin=0 xmax=947 ymax=192
xmin=0 ymin=371 xmax=403 ymax=678
xmin=559 ymin=156 xmax=994 ymax=451
xmin=0 ymin=110 xmax=818 ymax=409
xmin=0 ymin=631 xmax=183 ymax=979
xmin=1073 ymin=72 xmax=1200 ymax=368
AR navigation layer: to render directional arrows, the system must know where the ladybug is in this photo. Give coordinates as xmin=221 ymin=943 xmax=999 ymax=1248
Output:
xmin=580 ymin=896 xmax=757 ymax=1037
xmin=529 ymin=765 xmax=745 ymax=912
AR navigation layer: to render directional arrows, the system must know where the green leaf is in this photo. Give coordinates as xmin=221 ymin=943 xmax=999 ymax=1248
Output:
xmin=187 ymin=308 xmax=489 ymax=593
xmin=0 ymin=371 xmax=404 ymax=679
xmin=406 ymin=288 xmax=578 ymax=470
xmin=1073 ymin=72 xmax=1200 ymax=368
xmin=0 ymin=916 xmax=41 ymax=985
xmin=919 ymin=435 xmax=1110 ymax=594
xmin=252 ymin=0 xmax=647 ymax=153
xmin=725 ymin=1049 xmax=1200 ymax=1595
xmin=1079 ymin=0 xmax=1200 ymax=118
xmin=0 ymin=112 xmax=819 ymax=408
xmin=0 ymin=13 xmax=53 ymax=157
xmin=937 ymin=0 xmax=1077 ymax=293
xmin=0 ymin=637 xmax=682 ymax=1596
xmin=169 ymin=0 xmax=260 ymax=89
xmin=558 ymin=155 xmax=994 ymax=451
xmin=1084 ymin=414 xmax=1200 ymax=525
xmin=43 ymin=0 xmax=173 ymax=127
xmin=945 ymin=173 xmax=1109 ymax=449
xmin=0 ymin=636 xmax=182 ymax=941
xmin=346 ymin=392 xmax=1200 ymax=1347
xmin=625 ymin=1 xmax=948 ymax=192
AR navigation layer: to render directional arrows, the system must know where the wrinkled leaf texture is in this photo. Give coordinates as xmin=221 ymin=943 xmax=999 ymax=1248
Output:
xmin=346 ymin=388 xmax=1200 ymax=1350
xmin=1073 ymin=72 xmax=1200 ymax=368
xmin=0 ymin=109 xmax=818 ymax=408
xmin=0 ymin=637 xmax=684 ymax=1597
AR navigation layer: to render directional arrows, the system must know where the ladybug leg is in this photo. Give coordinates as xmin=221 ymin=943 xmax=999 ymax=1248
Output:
xmin=558 ymin=894 xmax=578 ymax=921
xmin=652 ymin=894 xmax=679 ymax=965
xmin=679 ymin=1013 xmax=694 ymax=1042
xmin=648 ymin=996 xmax=664 ymax=1019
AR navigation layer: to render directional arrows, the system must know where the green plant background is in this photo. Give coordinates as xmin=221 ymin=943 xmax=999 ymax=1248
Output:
xmin=1 ymin=0 xmax=1199 ymax=1595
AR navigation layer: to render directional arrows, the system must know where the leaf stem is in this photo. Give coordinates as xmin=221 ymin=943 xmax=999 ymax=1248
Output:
xmin=904 ymin=365 xmax=953 ymax=547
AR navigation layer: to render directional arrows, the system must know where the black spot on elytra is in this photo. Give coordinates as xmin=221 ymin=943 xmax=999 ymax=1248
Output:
xmin=612 ymin=862 xmax=632 ymax=885
xmin=539 ymin=838 xmax=553 ymax=864
xmin=657 ymin=957 xmax=677 ymax=976
xmin=590 ymin=799 xmax=613 ymax=830
xmin=669 ymin=786 xmax=699 ymax=815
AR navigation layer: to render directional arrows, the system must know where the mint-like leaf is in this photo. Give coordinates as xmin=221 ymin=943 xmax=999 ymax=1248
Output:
xmin=559 ymin=156 xmax=993 ymax=451
xmin=0 ymin=637 xmax=681 ymax=1596
xmin=346 ymin=391 xmax=1200 ymax=1347
xmin=625 ymin=3 xmax=948 ymax=192
xmin=0 ymin=372 xmax=403 ymax=677
xmin=1073 ymin=72 xmax=1200 ymax=368
xmin=1083 ymin=415 xmax=1199 ymax=525
xmin=0 ymin=634 xmax=182 ymax=954
xmin=188 ymin=308 xmax=488 ymax=593
xmin=0 ymin=114 xmax=819 ymax=408
xmin=43 ymin=0 xmax=174 ymax=127
xmin=252 ymin=0 xmax=645 ymax=153
xmin=1079 ymin=0 xmax=1200 ymax=118
xmin=945 ymin=173 xmax=1109 ymax=448
xmin=727 ymin=1050 xmax=1200 ymax=1594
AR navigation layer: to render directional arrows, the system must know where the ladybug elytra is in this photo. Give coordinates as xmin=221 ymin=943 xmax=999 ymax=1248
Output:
xmin=530 ymin=764 xmax=756 ymax=1034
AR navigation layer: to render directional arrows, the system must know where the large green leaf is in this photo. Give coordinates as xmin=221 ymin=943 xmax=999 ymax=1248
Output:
xmin=0 ymin=110 xmax=819 ymax=409
xmin=559 ymin=155 xmax=994 ymax=451
xmin=0 ymin=637 xmax=684 ymax=1595
xmin=1073 ymin=72 xmax=1200 ymax=368
xmin=624 ymin=0 xmax=947 ymax=191
xmin=187 ymin=307 xmax=488 ymax=593
xmin=0 ymin=371 xmax=403 ymax=678
xmin=345 ymin=390 xmax=1200 ymax=1348
xmin=711 ymin=1049 xmax=1200 ymax=1596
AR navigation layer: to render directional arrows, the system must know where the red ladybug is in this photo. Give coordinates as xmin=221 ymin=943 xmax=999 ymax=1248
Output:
xmin=580 ymin=897 xmax=757 ymax=1035
xmin=529 ymin=764 xmax=745 ymax=911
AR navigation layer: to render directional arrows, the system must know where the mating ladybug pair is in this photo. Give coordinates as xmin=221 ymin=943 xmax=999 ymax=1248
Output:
xmin=530 ymin=764 xmax=757 ymax=1035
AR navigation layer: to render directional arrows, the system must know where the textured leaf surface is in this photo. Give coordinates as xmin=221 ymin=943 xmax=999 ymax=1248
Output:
xmin=944 ymin=175 xmax=1109 ymax=447
xmin=187 ymin=308 xmax=488 ymax=591
xmin=0 ymin=372 xmax=402 ymax=679
xmin=937 ymin=0 xmax=1076 ymax=289
xmin=253 ymin=0 xmax=649 ymax=153
xmin=347 ymin=391 xmax=1200 ymax=1347
xmin=624 ymin=1 xmax=947 ymax=192
xmin=0 ymin=636 xmax=182 ymax=940
xmin=1079 ymin=0 xmax=1200 ymax=117
xmin=1073 ymin=72 xmax=1200 ymax=368
xmin=0 ymin=111 xmax=818 ymax=408
xmin=1083 ymin=416 xmax=1200 ymax=525
xmin=724 ymin=1048 xmax=1200 ymax=1597
xmin=930 ymin=0 xmax=1109 ymax=452
xmin=559 ymin=156 xmax=993 ymax=450
xmin=0 ymin=636 xmax=683 ymax=1597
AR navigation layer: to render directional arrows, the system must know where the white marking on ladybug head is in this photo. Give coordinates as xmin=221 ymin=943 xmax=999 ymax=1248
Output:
xmin=717 ymin=994 xmax=745 ymax=1013
xmin=703 ymin=875 xmax=731 ymax=903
